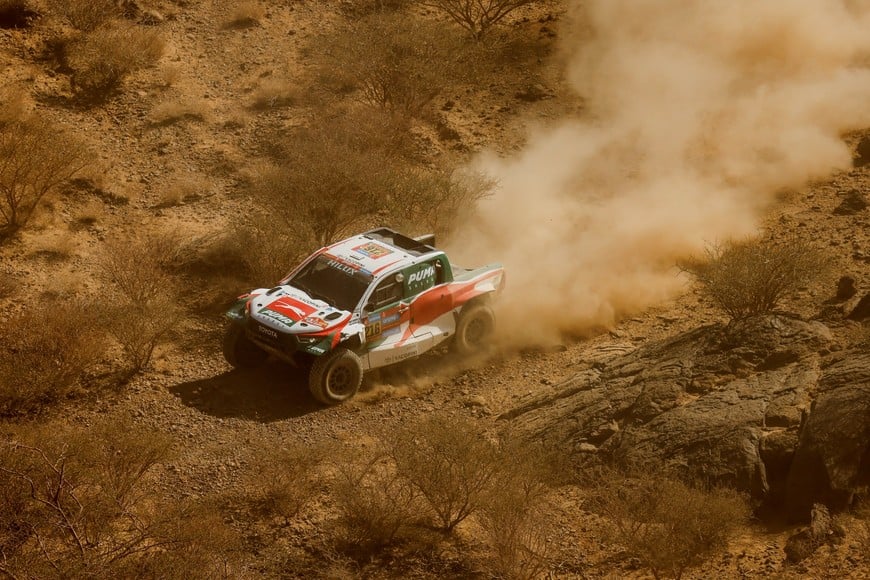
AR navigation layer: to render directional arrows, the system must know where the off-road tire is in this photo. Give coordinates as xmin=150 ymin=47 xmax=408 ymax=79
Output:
xmin=308 ymin=347 xmax=363 ymax=405
xmin=451 ymin=303 xmax=495 ymax=355
xmin=223 ymin=323 xmax=268 ymax=368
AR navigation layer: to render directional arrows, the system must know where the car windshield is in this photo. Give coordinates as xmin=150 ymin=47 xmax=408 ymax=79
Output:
xmin=287 ymin=254 xmax=372 ymax=312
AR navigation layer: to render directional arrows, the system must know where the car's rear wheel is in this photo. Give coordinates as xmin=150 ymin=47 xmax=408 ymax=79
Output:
xmin=223 ymin=323 xmax=268 ymax=368
xmin=308 ymin=347 xmax=363 ymax=405
xmin=451 ymin=303 xmax=495 ymax=355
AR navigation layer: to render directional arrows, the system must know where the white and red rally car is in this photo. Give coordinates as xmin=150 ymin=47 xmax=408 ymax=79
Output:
xmin=223 ymin=228 xmax=505 ymax=404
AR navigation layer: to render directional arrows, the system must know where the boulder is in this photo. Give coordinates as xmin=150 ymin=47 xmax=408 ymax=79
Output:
xmin=833 ymin=189 xmax=868 ymax=215
xmin=784 ymin=351 xmax=870 ymax=521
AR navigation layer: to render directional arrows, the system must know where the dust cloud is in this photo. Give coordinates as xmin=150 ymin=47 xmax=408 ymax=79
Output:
xmin=450 ymin=0 xmax=870 ymax=345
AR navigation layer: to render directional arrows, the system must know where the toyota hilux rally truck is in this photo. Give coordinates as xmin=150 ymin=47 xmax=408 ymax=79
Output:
xmin=223 ymin=228 xmax=505 ymax=404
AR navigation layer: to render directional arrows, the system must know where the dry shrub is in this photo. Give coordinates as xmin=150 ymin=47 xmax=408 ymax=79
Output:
xmin=225 ymin=0 xmax=264 ymax=28
xmin=67 ymin=22 xmax=165 ymax=98
xmin=0 ymin=0 xmax=38 ymax=29
xmin=681 ymin=235 xmax=828 ymax=321
xmin=156 ymin=172 xmax=210 ymax=207
xmin=315 ymin=13 xmax=468 ymax=117
xmin=479 ymin=437 xmax=560 ymax=579
xmin=386 ymin=165 xmax=495 ymax=241
xmin=250 ymin=76 xmax=300 ymax=110
xmin=591 ymin=469 xmax=750 ymax=579
xmin=149 ymin=99 xmax=209 ymax=126
xmin=0 ymin=420 xmax=238 ymax=578
xmin=46 ymin=0 xmax=121 ymax=31
xmin=0 ymin=111 xmax=91 ymax=239
xmin=227 ymin=211 xmax=311 ymax=285
xmin=421 ymin=0 xmax=536 ymax=40
xmin=332 ymin=450 xmax=422 ymax=550
xmin=246 ymin=442 xmax=326 ymax=521
xmin=389 ymin=415 xmax=499 ymax=532
xmin=0 ymin=299 xmax=107 ymax=417
xmin=98 ymin=234 xmax=182 ymax=374
xmin=338 ymin=0 xmax=414 ymax=17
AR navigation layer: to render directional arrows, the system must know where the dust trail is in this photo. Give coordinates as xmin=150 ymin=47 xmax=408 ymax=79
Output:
xmin=450 ymin=0 xmax=870 ymax=345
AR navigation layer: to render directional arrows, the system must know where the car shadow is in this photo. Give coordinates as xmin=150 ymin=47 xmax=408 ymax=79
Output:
xmin=169 ymin=361 xmax=321 ymax=421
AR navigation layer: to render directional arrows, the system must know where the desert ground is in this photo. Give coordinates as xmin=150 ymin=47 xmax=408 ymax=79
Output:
xmin=1 ymin=0 xmax=870 ymax=578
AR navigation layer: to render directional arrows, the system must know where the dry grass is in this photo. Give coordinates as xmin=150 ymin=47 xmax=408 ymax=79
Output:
xmin=149 ymin=99 xmax=210 ymax=126
xmin=245 ymin=442 xmax=327 ymax=521
xmin=250 ymin=76 xmax=300 ymax=110
xmin=45 ymin=0 xmax=121 ymax=32
xmin=225 ymin=1 xmax=264 ymax=29
xmin=156 ymin=172 xmax=211 ymax=208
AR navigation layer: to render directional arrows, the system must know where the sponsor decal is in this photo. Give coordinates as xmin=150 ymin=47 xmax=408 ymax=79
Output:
xmin=382 ymin=313 xmax=401 ymax=326
xmin=326 ymin=258 xmax=359 ymax=276
xmin=408 ymin=266 xmax=435 ymax=284
xmin=384 ymin=348 xmax=419 ymax=364
xmin=307 ymin=345 xmax=326 ymax=354
xmin=302 ymin=316 xmax=329 ymax=329
xmin=353 ymin=242 xmax=393 ymax=259
xmin=258 ymin=308 xmax=295 ymax=326
xmin=257 ymin=325 xmax=278 ymax=339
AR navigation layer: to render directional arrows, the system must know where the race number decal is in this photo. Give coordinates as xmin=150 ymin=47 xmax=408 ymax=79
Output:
xmin=365 ymin=321 xmax=382 ymax=340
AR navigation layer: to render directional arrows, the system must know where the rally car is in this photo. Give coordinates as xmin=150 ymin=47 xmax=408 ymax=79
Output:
xmin=223 ymin=228 xmax=505 ymax=404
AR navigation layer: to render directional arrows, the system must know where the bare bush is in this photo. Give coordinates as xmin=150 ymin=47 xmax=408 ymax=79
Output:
xmin=229 ymin=210 xmax=314 ymax=284
xmin=46 ymin=0 xmax=121 ymax=31
xmin=479 ymin=437 xmax=559 ymax=579
xmin=681 ymin=235 xmax=828 ymax=321
xmin=0 ymin=420 xmax=175 ymax=577
xmin=315 ymin=13 xmax=468 ymax=117
xmin=246 ymin=442 xmax=326 ymax=521
xmin=591 ymin=470 xmax=750 ymax=579
xmin=0 ymin=112 xmax=91 ymax=239
xmin=386 ymin=165 xmax=495 ymax=241
xmin=332 ymin=451 xmax=422 ymax=550
xmin=0 ymin=300 xmax=107 ymax=417
xmin=250 ymin=133 xmax=395 ymax=247
xmin=389 ymin=415 xmax=499 ymax=532
xmin=421 ymin=0 xmax=536 ymax=40
xmin=98 ymin=235 xmax=182 ymax=374
xmin=66 ymin=22 xmax=165 ymax=97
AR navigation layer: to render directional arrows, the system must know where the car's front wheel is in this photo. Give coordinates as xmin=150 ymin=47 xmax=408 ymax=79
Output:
xmin=308 ymin=347 xmax=363 ymax=405
xmin=223 ymin=323 xmax=268 ymax=368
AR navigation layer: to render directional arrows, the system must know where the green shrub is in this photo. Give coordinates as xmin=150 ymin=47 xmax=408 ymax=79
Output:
xmin=681 ymin=235 xmax=828 ymax=321
xmin=67 ymin=22 xmax=165 ymax=97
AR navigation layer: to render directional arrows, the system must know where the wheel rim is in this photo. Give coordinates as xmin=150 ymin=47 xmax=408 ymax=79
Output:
xmin=326 ymin=362 xmax=355 ymax=399
xmin=466 ymin=316 xmax=488 ymax=346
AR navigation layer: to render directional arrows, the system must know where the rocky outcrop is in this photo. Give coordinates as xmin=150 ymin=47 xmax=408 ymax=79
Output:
xmin=784 ymin=351 xmax=870 ymax=519
xmin=503 ymin=315 xmax=870 ymax=520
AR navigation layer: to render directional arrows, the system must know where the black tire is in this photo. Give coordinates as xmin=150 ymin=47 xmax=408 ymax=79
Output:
xmin=223 ymin=323 xmax=268 ymax=369
xmin=451 ymin=303 xmax=495 ymax=355
xmin=308 ymin=347 xmax=363 ymax=405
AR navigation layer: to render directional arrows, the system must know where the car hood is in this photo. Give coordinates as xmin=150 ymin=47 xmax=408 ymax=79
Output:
xmin=248 ymin=286 xmax=352 ymax=334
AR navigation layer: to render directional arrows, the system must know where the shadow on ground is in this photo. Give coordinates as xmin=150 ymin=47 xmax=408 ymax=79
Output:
xmin=169 ymin=361 xmax=320 ymax=421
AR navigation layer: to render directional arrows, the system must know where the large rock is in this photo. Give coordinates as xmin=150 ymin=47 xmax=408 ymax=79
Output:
xmin=784 ymin=351 xmax=870 ymax=520
xmin=503 ymin=315 xmax=840 ymax=513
